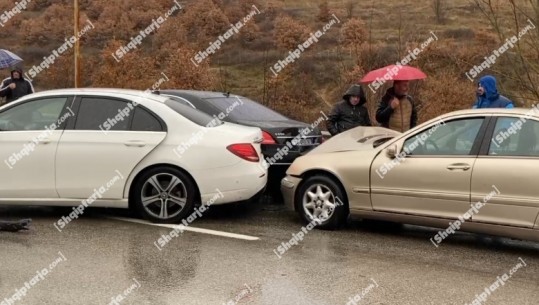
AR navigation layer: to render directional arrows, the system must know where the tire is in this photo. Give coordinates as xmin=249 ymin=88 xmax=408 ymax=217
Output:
xmin=131 ymin=166 xmax=196 ymax=223
xmin=295 ymin=175 xmax=348 ymax=230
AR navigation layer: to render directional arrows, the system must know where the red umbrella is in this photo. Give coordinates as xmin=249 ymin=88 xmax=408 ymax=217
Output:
xmin=359 ymin=64 xmax=427 ymax=83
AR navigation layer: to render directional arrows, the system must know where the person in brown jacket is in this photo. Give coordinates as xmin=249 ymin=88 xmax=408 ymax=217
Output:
xmin=375 ymin=80 xmax=418 ymax=132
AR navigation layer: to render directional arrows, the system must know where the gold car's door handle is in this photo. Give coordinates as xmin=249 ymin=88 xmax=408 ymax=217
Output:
xmin=32 ymin=138 xmax=51 ymax=144
xmin=446 ymin=163 xmax=470 ymax=171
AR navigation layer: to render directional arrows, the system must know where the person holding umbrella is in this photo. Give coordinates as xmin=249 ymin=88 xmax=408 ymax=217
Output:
xmin=0 ymin=49 xmax=33 ymax=105
xmin=360 ymin=64 xmax=425 ymax=132
xmin=0 ymin=67 xmax=34 ymax=105
xmin=375 ymin=80 xmax=418 ymax=132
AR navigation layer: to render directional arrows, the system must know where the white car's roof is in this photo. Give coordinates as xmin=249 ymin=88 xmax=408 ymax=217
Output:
xmin=18 ymin=88 xmax=169 ymax=103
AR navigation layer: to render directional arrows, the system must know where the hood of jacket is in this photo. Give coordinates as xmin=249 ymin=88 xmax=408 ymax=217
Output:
xmin=10 ymin=68 xmax=23 ymax=80
xmin=478 ymin=75 xmax=499 ymax=101
xmin=342 ymin=84 xmax=367 ymax=106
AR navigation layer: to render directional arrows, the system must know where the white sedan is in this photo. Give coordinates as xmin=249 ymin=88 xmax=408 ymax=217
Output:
xmin=0 ymin=88 xmax=267 ymax=223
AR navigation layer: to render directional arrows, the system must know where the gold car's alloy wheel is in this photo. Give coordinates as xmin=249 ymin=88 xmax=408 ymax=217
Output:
xmin=302 ymin=184 xmax=336 ymax=223
xmin=141 ymin=173 xmax=188 ymax=220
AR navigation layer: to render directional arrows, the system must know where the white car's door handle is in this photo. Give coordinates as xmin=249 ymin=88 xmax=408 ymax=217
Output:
xmin=447 ymin=163 xmax=470 ymax=171
xmin=124 ymin=140 xmax=146 ymax=147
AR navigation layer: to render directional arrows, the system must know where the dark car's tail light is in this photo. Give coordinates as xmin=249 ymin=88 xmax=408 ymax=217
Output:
xmin=261 ymin=131 xmax=276 ymax=144
xmin=227 ymin=144 xmax=260 ymax=162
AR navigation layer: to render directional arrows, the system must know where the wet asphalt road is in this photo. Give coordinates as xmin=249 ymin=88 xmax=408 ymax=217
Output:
xmin=1 ymin=195 xmax=538 ymax=305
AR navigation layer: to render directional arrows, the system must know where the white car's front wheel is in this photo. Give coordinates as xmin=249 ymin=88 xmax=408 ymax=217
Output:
xmin=296 ymin=175 xmax=348 ymax=230
xmin=132 ymin=167 xmax=196 ymax=223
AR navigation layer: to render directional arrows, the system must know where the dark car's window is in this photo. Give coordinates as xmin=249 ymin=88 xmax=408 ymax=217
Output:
xmin=0 ymin=97 xmax=67 ymax=131
xmin=131 ymin=107 xmax=163 ymax=131
xmin=164 ymin=98 xmax=222 ymax=127
xmin=181 ymin=96 xmax=222 ymax=117
xmin=163 ymin=95 xmax=196 ymax=109
xmin=75 ymin=98 xmax=131 ymax=131
xmin=488 ymin=117 xmax=539 ymax=156
xmin=205 ymin=97 xmax=289 ymax=121
xmin=403 ymin=118 xmax=483 ymax=155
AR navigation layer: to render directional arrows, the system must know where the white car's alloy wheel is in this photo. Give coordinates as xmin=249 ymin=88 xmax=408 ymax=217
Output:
xmin=133 ymin=167 xmax=196 ymax=223
xmin=141 ymin=173 xmax=187 ymax=220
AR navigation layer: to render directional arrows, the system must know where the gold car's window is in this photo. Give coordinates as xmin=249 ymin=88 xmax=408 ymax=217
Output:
xmin=488 ymin=117 xmax=539 ymax=156
xmin=404 ymin=118 xmax=483 ymax=156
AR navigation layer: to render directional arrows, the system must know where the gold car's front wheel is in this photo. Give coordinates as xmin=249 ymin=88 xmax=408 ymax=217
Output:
xmin=297 ymin=175 xmax=348 ymax=229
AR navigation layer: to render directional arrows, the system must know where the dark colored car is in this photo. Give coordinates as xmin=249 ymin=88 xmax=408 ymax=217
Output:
xmin=158 ymin=90 xmax=323 ymax=183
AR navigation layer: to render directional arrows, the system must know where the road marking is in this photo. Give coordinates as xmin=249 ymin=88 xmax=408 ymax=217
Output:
xmin=108 ymin=216 xmax=260 ymax=241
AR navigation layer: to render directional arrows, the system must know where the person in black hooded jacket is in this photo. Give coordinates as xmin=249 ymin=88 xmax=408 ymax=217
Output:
xmin=326 ymin=84 xmax=371 ymax=136
xmin=0 ymin=67 xmax=34 ymax=104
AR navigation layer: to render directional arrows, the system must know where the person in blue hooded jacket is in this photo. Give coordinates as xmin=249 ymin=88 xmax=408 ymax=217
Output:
xmin=472 ymin=75 xmax=514 ymax=108
xmin=470 ymin=75 xmax=514 ymax=152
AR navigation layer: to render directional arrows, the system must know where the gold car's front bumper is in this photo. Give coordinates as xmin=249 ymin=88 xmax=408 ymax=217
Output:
xmin=280 ymin=175 xmax=302 ymax=211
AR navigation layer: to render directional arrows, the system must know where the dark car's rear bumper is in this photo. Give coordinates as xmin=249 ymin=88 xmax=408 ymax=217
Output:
xmin=261 ymin=144 xmax=318 ymax=165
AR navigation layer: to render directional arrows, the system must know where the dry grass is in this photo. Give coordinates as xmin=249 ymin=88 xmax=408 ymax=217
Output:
xmin=8 ymin=0 xmax=537 ymax=127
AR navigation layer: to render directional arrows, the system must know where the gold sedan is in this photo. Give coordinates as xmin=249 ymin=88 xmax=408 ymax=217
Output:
xmin=281 ymin=108 xmax=539 ymax=243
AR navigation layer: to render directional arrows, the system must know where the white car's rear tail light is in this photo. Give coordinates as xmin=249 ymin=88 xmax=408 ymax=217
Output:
xmin=226 ymin=144 xmax=260 ymax=162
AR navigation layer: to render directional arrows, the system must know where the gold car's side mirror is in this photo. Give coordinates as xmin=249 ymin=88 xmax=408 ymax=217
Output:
xmin=386 ymin=145 xmax=398 ymax=158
